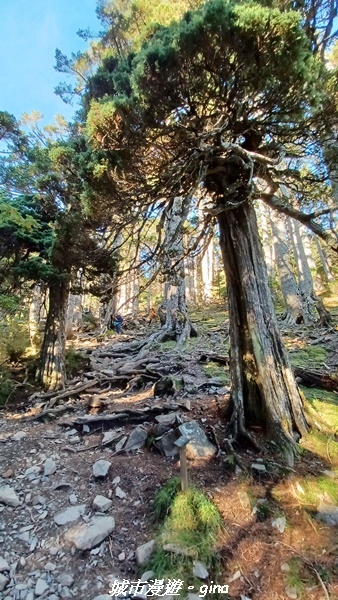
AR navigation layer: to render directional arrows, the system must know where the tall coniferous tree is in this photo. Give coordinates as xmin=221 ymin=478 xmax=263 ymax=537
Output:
xmin=84 ymin=0 xmax=338 ymax=457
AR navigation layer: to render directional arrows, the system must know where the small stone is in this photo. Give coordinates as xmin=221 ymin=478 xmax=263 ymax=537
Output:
xmin=64 ymin=516 xmax=115 ymax=550
xmin=44 ymin=459 xmax=57 ymax=476
xmin=135 ymin=540 xmax=155 ymax=566
xmin=44 ymin=562 xmax=57 ymax=571
xmin=192 ymin=561 xmax=209 ymax=579
xmin=140 ymin=571 xmax=154 ymax=582
xmin=2 ymin=469 xmax=14 ymax=479
xmin=69 ymin=435 xmax=81 ymax=444
xmin=57 ymin=573 xmax=74 ymax=587
xmin=251 ymin=463 xmax=266 ymax=472
xmin=92 ymin=460 xmax=111 ymax=479
xmin=0 ymin=485 xmax=20 ymax=507
xmin=35 ymin=578 xmax=49 ymax=596
xmin=11 ymin=431 xmax=27 ymax=441
xmin=124 ymin=426 xmax=148 ymax=451
xmin=69 ymin=494 xmax=78 ymax=505
xmin=0 ymin=573 xmax=9 ymax=591
xmin=281 ymin=562 xmax=290 ymax=572
xmin=115 ymin=437 xmax=127 ymax=452
xmin=178 ymin=421 xmax=216 ymax=459
xmin=118 ymin=552 xmax=125 ymax=561
xmin=285 ymin=586 xmax=298 ymax=599
xmin=91 ymin=596 xmax=112 ymax=600
xmin=54 ymin=505 xmax=86 ymax=525
xmin=0 ymin=557 xmax=10 ymax=572
xmin=93 ymin=495 xmax=112 ymax=513
xmin=26 ymin=593 xmax=35 ymax=600
xmin=228 ymin=570 xmax=241 ymax=583
xmin=112 ymin=476 xmax=120 ymax=485
xmin=24 ymin=466 xmax=41 ymax=480
xmin=316 ymin=498 xmax=338 ymax=526
xmin=115 ymin=487 xmax=126 ymax=499
xmin=272 ymin=516 xmax=286 ymax=533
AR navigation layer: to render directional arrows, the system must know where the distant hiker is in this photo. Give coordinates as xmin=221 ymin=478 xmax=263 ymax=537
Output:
xmin=113 ymin=313 xmax=123 ymax=334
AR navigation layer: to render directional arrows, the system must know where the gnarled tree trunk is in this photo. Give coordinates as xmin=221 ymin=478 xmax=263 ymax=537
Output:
xmin=36 ymin=277 xmax=70 ymax=391
xmin=217 ymin=201 xmax=308 ymax=458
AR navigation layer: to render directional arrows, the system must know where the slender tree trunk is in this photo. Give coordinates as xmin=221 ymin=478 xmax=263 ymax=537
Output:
xmin=36 ymin=277 xmax=70 ymax=390
xmin=201 ymin=234 xmax=214 ymax=303
xmin=163 ymin=197 xmax=195 ymax=345
xmin=314 ymin=236 xmax=334 ymax=283
xmin=29 ymin=285 xmax=46 ymax=354
xmin=257 ymin=201 xmax=275 ymax=279
xmin=217 ymin=201 xmax=308 ymax=459
xmin=272 ymin=214 xmax=304 ymax=324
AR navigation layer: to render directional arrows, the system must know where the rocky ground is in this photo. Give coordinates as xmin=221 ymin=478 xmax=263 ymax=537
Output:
xmin=1 ymin=309 xmax=338 ymax=600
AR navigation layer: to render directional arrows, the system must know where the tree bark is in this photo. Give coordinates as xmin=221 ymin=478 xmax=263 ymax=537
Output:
xmin=163 ymin=197 xmax=195 ymax=345
xmin=217 ymin=201 xmax=308 ymax=458
xmin=36 ymin=277 xmax=70 ymax=390
xmin=272 ymin=213 xmax=305 ymax=324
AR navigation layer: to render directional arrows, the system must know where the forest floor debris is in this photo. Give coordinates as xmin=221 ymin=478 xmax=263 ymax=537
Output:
xmin=1 ymin=306 xmax=338 ymax=599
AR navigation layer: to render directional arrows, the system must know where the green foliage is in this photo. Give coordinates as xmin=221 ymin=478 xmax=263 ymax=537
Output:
xmin=149 ymin=483 xmax=222 ymax=590
xmin=0 ymin=312 xmax=30 ymax=363
xmin=0 ymin=367 xmax=14 ymax=407
xmin=289 ymin=346 xmax=327 ymax=369
xmin=152 ymin=477 xmax=181 ymax=521
xmin=65 ymin=347 xmax=89 ymax=378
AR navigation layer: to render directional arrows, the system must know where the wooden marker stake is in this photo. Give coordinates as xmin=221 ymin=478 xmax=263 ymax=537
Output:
xmin=175 ymin=436 xmax=190 ymax=493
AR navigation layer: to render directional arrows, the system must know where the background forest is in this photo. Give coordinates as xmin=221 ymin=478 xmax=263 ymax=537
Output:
xmin=1 ymin=1 xmax=338 ymax=599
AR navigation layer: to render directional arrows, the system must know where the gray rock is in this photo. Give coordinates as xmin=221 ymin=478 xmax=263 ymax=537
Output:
xmin=0 ymin=573 xmax=9 ymax=591
xmin=44 ymin=562 xmax=57 ymax=571
xmin=64 ymin=516 xmax=115 ymax=550
xmin=155 ymin=413 xmax=177 ymax=426
xmin=135 ymin=540 xmax=155 ymax=566
xmin=115 ymin=436 xmax=127 ymax=452
xmin=316 ymin=497 xmax=338 ymax=526
xmin=92 ymin=460 xmax=111 ymax=479
xmin=154 ymin=429 xmax=179 ymax=458
xmin=271 ymin=516 xmax=286 ymax=533
xmin=91 ymin=596 xmax=112 ymax=600
xmin=57 ymin=574 xmax=74 ymax=587
xmin=285 ymin=586 xmax=298 ymax=599
xmin=24 ymin=466 xmax=41 ymax=480
xmin=0 ymin=557 xmax=10 ymax=572
xmin=54 ymin=505 xmax=86 ymax=525
xmin=192 ymin=560 xmax=209 ymax=579
xmin=43 ymin=459 xmax=57 ymax=476
xmin=178 ymin=421 xmax=216 ymax=459
xmin=115 ymin=487 xmax=126 ymax=499
xmin=124 ymin=426 xmax=148 ymax=451
xmin=93 ymin=495 xmax=113 ymax=513
xmin=35 ymin=578 xmax=49 ymax=596
xmin=0 ymin=485 xmax=20 ymax=507
xmin=140 ymin=571 xmax=154 ymax=582
xmin=26 ymin=593 xmax=35 ymax=600
xmin=11 ymin=431 xmax=27 ymax=441
xmin=321 ymin=470 xmax=338 ymax=479
xmin=251 ymin=463 xmax=267 ymax=472
xmin=69 ymin=494 xmax=77 ymax=505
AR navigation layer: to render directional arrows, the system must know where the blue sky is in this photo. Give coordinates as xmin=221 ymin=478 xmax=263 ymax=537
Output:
xmin=0 ymin=0 xmax=100 ymax=125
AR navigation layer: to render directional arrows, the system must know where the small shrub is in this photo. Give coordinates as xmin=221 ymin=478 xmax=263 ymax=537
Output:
xmin=0 ymin=368 xmax=14 ymax=406
xmin=65 ymin=347 xmax=88 ymax=378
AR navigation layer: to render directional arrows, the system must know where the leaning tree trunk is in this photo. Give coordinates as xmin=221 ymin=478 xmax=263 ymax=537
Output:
xmin=217 ymin=201 xmax=308 ymax=460
xmin=36 ymin=277 xmax=70 ymax=391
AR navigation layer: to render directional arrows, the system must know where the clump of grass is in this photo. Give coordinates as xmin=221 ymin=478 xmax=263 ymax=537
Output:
xmin=149 ymin=483 xmax=222 ymax=592
xmin=294 ymin=475 xmax=338 ymax=507
xmin=289 ymin=345 xmax=327 ymax=369
xmin=152 ymin=477 xmax=181 ymax=522
xmin=203 ymin=361 xmax=229 ymax=385
xmin=283 ymin=558 xmax=314 ymax=598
